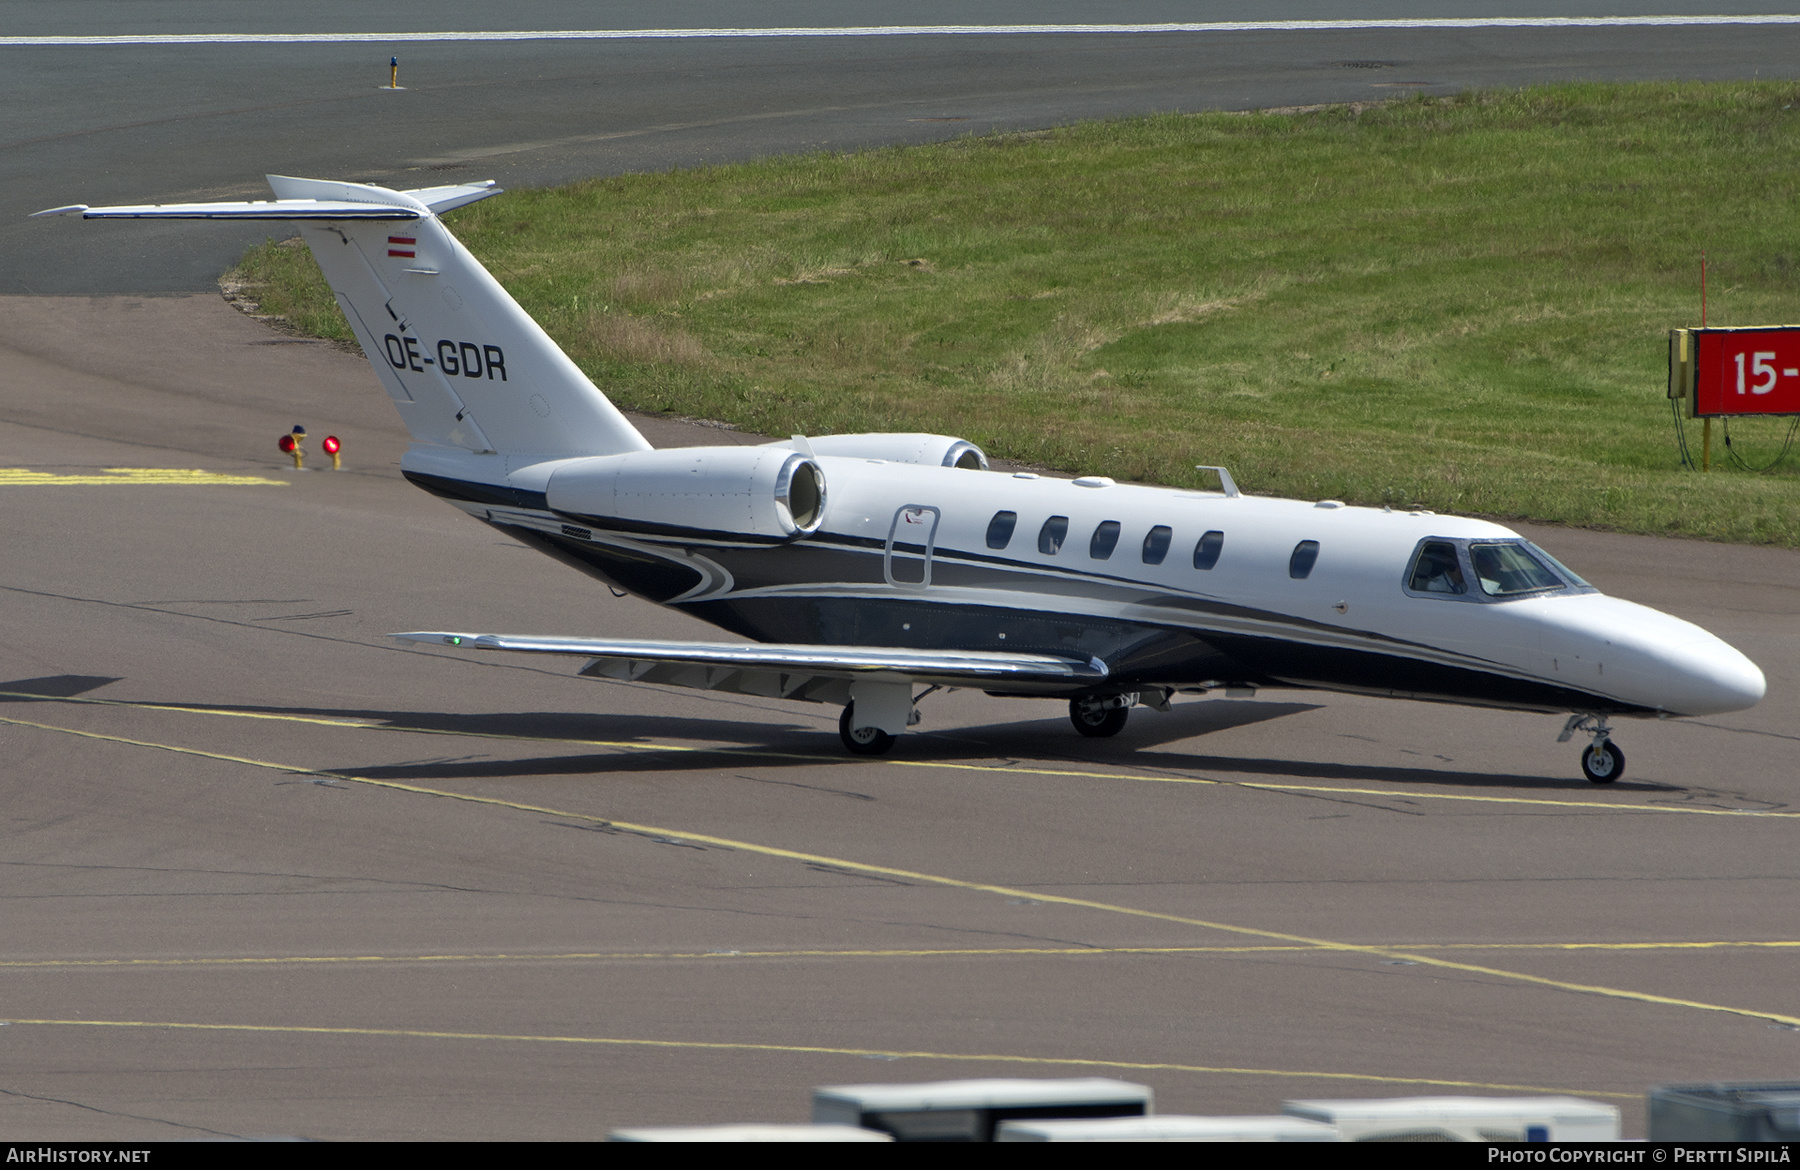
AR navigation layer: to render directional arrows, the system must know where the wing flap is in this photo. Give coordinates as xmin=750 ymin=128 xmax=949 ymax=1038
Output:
xmin=393 ymin=632 xmax=1107 ymax=698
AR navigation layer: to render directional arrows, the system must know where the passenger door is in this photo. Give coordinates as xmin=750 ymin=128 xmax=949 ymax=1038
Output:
xmin=884 ymin=504 xmax=940 ymax=589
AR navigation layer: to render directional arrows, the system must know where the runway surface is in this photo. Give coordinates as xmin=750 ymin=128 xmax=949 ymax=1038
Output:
xmin=4 ymin=2 xmax=1800 ymax=1142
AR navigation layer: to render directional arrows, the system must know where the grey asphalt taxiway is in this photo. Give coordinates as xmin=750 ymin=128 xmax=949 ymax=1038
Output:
xmin=4 ymin=300 xmax=1797 ymax=1142
xmin=4 ymin=3 xmax=1800 ymax=1142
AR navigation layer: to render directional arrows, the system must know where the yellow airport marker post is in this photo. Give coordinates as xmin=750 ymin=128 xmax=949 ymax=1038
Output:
xmin=277 ymin=425 xmax=306 ymax=470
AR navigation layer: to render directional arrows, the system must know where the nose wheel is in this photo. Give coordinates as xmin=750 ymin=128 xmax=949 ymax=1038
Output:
xmin=1560 ymin=714 xmax=1624 ymax=784
xmin=1580 ymin=739 xmax=1625 ymax=784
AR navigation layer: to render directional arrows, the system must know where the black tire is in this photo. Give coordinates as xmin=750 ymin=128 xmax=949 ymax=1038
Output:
xmin=839 ymin=702 xmax=896 ymax=756
xmin=1581 ymin=740 xmax=1624 ymax=784
xmin=1070 ymin=696 xmax=1130 ymax=738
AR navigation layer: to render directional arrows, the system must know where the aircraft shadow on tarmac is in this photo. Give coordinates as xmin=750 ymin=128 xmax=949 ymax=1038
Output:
xmin=0 ymin=674 xmax=123 ymax=700
xmin=0 ymin=675 xmax=1670 ymax=793
xmin=911 ymin=705 xmax=1623 ymax=791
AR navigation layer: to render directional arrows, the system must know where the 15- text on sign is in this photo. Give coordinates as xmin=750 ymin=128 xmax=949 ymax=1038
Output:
xmin=1692 ymin=326 xmax=1800 ymax=417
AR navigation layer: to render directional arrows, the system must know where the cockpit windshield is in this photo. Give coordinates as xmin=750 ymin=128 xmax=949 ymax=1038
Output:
xmin=1523 ymin=541 xmax=1590 ymax=589
xmin=1469 ymin=542 xmax=1564 ymax=596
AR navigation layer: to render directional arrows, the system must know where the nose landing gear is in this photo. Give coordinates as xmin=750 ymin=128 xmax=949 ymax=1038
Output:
xmin=1559 ymin=714 xmax=1624 ymax=784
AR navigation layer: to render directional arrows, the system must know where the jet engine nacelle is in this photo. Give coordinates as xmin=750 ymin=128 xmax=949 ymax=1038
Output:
xmin=797 ymin=433 xmax=988 ymax=470
xmin=546 ymin=446 xmax=826 ymax=540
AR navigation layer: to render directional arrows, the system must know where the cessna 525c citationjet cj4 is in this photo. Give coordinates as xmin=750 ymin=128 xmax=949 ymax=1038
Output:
xmin=38 ymin=176 xmax=1765 ymax=781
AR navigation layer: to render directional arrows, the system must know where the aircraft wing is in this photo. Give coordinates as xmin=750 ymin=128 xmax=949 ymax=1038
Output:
xmin=392 ymin=632 xmax=1107 ymax=703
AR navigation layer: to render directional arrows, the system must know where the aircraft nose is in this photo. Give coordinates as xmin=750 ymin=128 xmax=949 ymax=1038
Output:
xmin=1643 ymin=633 xmax=1766 ymax=716
xmin=1548 ymin=596 xmax=1767 ymax=716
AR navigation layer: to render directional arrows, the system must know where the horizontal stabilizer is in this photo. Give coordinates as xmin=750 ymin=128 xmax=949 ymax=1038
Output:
xmin=393 ymin=632 xmax=1108 ymax=702
xmin=399 ymin=181 xmax=503 ymax=214
xmin=36 ymin=200 xmax=420 ymax=220
xmin=32 ymin=180 xmax=501 ymax=221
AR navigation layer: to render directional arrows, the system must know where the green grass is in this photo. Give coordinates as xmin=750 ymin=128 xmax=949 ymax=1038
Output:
xmin=231 ymin=82 xmax=1800 ymax=544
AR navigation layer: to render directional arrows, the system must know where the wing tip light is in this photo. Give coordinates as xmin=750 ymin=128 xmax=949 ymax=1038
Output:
xmin=393 ymin=631 xmax=499 ymax=649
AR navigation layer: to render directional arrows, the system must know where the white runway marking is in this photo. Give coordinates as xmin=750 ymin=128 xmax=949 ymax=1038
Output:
xmin=6 ymin=17 xmax=1800 ymax=48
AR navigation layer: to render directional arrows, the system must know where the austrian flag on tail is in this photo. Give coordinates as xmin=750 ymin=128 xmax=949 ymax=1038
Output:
xmin=388 ymin=235 xmax=415 ymax=258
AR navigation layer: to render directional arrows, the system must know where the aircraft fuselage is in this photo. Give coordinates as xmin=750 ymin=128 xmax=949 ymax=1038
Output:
xmin=405 ymin=454 xmax=1764 ymax=722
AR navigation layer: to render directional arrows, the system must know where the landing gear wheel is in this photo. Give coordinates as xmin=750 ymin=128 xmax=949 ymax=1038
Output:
xmin=839 ymin=702 xmax=896 ymax=756
xmin=1070 ymin=696 xmax=1130 ymax=738
xmin=1581 ymin=740 xmax=1624 ymax=784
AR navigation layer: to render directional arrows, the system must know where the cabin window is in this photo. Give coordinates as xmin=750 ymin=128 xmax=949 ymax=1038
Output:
xmin=1089 ymin=520 xmax=1121 ymax=560
xmin=986 ymin=510 xmax=1018 ymax=550
xmin=1289 ymin=540 xmax=1320 ymax=579
xmin=1193 ymin=530 xmax=1224 ymax=570
xmin=1142 ymin=525 xmax=1173 ymax=565
xmin=1038 ymin=515 xmax=1070 ymax=555
xmin=1407 ymin=541 xmax=1466 ymax=595
xmin=1470 ymin=542 xmax=1562 ymax=596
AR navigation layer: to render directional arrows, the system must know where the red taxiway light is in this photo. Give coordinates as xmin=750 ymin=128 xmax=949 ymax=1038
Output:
xmin=322 ymin=435 xmax=340 ymax=455
xmin=279 ymin=425 xmax=306 ymax=468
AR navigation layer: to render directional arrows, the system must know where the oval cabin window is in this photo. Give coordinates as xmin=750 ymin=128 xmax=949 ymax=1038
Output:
xmin=1142 ymin=525 xmax=1173 ymax=565
xmin=1193 ymin=530 xmax=1224 ymax=570
xmin=986 ymin=511 xmax=1018 ymax=550
xmin=1289 ymin=540 xmax=1320 ymax=579
xmin=1038 ymin=516 xmax=1069 ymax=555
xmin=1089 ymin=520 xmax=1121 ymax=560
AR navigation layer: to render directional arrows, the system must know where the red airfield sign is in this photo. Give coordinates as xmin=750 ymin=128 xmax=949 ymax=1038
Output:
xmin=1691 ymin=326 xmax=1800 ymax=417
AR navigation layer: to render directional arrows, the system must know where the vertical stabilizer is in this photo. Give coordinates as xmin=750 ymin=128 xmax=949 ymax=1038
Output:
xmin=265 ymin=176 xmax=650 ymax=459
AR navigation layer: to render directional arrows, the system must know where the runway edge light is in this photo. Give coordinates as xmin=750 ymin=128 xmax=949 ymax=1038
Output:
xmin=322 ymin=434 xmax=341 ymax=471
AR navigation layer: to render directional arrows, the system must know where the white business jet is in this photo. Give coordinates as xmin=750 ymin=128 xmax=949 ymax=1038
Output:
xmin=38 ymin=177 xmax=1766 ymax=781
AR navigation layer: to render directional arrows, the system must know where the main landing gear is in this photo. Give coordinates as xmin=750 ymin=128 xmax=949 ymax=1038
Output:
xmin=1070 ymin=693 xmax=1136 ymax=738
xmin=1559 ymin=714 xmax=1624 ymax=784
xmin=839 ymin=701 xmax=897 ymax=756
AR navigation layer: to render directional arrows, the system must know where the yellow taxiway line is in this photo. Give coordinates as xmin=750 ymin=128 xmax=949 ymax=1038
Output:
xmin=0 ymin=1017 xmax=1637 ymax=1100
xmin=3 ymin=710 xmax=1798 ymax=1032
xmin=0 ymin=468 xmax=285 ymax=486
xmin=4 ymin=939 xmax=1797 ymax=970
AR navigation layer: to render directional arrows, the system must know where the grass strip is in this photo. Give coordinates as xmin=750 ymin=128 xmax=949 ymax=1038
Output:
xmin=232 ymin=82 xmax=1800 ymax=544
